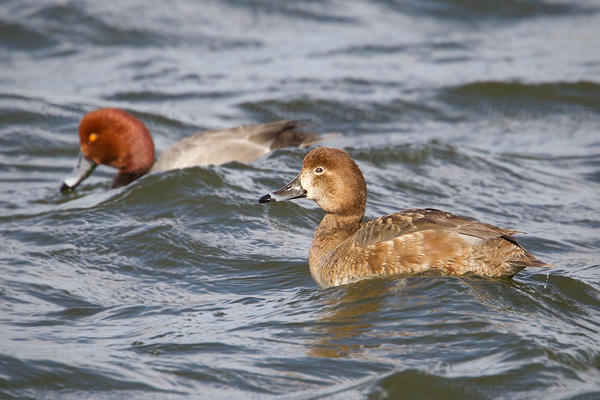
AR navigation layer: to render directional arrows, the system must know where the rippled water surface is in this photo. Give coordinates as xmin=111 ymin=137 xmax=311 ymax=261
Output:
xmin=1 ymin=1 xmax=600 ymax=399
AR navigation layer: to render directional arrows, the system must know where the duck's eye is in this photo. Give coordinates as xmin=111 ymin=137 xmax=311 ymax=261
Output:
xmin=314 ymin=167 xmax=324 ymax=175
xmin=88 ymin=133 xmax=98 ymax=143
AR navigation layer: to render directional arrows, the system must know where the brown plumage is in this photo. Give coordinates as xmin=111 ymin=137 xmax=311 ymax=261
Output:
xmin=260 ymin=147 xmax=548 ymax=288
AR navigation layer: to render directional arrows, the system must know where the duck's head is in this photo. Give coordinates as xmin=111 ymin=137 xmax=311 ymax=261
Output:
xmin=61 ymin=108 xmax=155 ymax=191
xmin=260 ymin=147 xmax=367 ymax=216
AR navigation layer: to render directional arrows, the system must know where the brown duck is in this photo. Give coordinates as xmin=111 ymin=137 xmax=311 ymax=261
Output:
xmin=259 ymin=147 xmax=547 ymax=288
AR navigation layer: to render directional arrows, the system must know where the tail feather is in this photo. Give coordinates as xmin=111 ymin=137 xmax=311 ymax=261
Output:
xmin=509 ymin=258 xmax=552 ymax=269
xmin=502 ymin=235 xmax=551 ymax=271
xmin=240 ymin=119 xmax=340 ymax=150
xmin=270 ymin=129 xmax=340 ymax=150
xmin=297 ymin=132 xmax=341 ymax=148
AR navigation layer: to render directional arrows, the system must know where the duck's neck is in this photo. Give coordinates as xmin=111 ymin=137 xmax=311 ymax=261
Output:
xmin=112 ymin=167 xmax=150 ymax=188
xmin=311 ymin=213 xmax=363 ymax=253
xmin=113 ymin=127 xmax=155 ymax=187
xmin=309 ymin=213 xmax=363 ymax=287
xmin=112 ymin=142 xmax=154 ymax=188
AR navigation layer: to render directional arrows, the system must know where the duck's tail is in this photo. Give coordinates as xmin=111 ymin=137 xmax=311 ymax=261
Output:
xmin=505 ymin=245 xmax=551 ymax=277
xmin=261 ymin=120 xmax=340 ymax=150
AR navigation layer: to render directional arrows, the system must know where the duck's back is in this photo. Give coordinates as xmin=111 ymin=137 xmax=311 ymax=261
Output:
xmin=310 ymin=208 xmax=546 ymax=287
xmin=150 ymin=120 xmax=325 ymax=172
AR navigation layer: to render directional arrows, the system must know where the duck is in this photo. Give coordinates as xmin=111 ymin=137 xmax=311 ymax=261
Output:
xmin=259 ymin=147 xmax=548 ymax=288
xmin=61 ymin=108 xmax=333 ymax=191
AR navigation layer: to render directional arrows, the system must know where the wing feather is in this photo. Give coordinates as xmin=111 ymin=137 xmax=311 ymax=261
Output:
xmin=353 ymin=208 xmax=520 ymax=248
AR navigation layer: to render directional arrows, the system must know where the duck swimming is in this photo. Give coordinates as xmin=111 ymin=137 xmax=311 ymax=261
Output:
xmin=259 ymin=147 xmax=547 ymax=288
xmin=61 ymin=108 xmax=331 ymax=191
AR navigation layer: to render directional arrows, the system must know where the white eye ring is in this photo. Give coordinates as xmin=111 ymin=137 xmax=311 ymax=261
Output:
xmin=314 ymin=167 xmax=324 ymax=175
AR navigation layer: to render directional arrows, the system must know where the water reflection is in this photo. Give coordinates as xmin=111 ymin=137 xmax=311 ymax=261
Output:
xmin=307 ymin=277 xmax=416 ymax=358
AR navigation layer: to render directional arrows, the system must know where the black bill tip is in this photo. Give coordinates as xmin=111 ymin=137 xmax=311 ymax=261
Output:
xmin=259 ymin=194 xmax=273 ymax=203
xmin=60 ymin=182 xmax=73 ymax=193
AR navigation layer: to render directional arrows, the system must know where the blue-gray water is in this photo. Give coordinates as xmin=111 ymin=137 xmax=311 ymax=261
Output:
xmin=1 ymin=1 xmax=599 ymax=399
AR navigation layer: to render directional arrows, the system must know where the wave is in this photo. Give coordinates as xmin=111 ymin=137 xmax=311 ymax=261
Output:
xmin=437 ymin=80 xmax=600 ymax=119
xmin=238 ymin=97 xmax=446 ymax=127
xmin=0 ymin=21 xmax=57 ymax=50
xmin=4 ymin=2 xmax=262 ymax=50
xmin=372 ymin=0 xmax=594 ymax=23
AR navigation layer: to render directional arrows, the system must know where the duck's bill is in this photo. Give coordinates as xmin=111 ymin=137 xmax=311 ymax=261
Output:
xmin=60 ymin=152 xmax=97 ymax=192
xmin=259 ymin=173 xmax=307 ymax=203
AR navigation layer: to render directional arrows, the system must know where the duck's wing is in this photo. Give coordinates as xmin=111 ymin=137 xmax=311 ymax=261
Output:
xmin=353 ymin=208 xmax=520 ymax=248
xmin=346 ymin=208 xmax=545 ymax=278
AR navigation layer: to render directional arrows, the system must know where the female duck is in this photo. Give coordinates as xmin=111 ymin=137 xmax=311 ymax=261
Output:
xmin=61 ymin=108 xmax=330 ymax=191
xmin=259 ymin=147 xmax=547 ymax=288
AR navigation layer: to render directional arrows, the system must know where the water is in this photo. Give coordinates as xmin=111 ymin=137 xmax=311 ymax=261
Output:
xmin=1 ymin=0 xmax=599 ymax=398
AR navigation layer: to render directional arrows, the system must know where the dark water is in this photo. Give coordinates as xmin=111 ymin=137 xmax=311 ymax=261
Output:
xmin=1 ymin=0 xmax=600 ymax=398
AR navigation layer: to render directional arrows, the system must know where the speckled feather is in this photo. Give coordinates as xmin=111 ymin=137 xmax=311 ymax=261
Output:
xmin=309 ymin=209 xmax=540 ymax=287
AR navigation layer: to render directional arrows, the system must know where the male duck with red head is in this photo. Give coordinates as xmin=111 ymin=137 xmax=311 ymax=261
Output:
xmin=62 ymin=108 xmax=332 ymax=191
